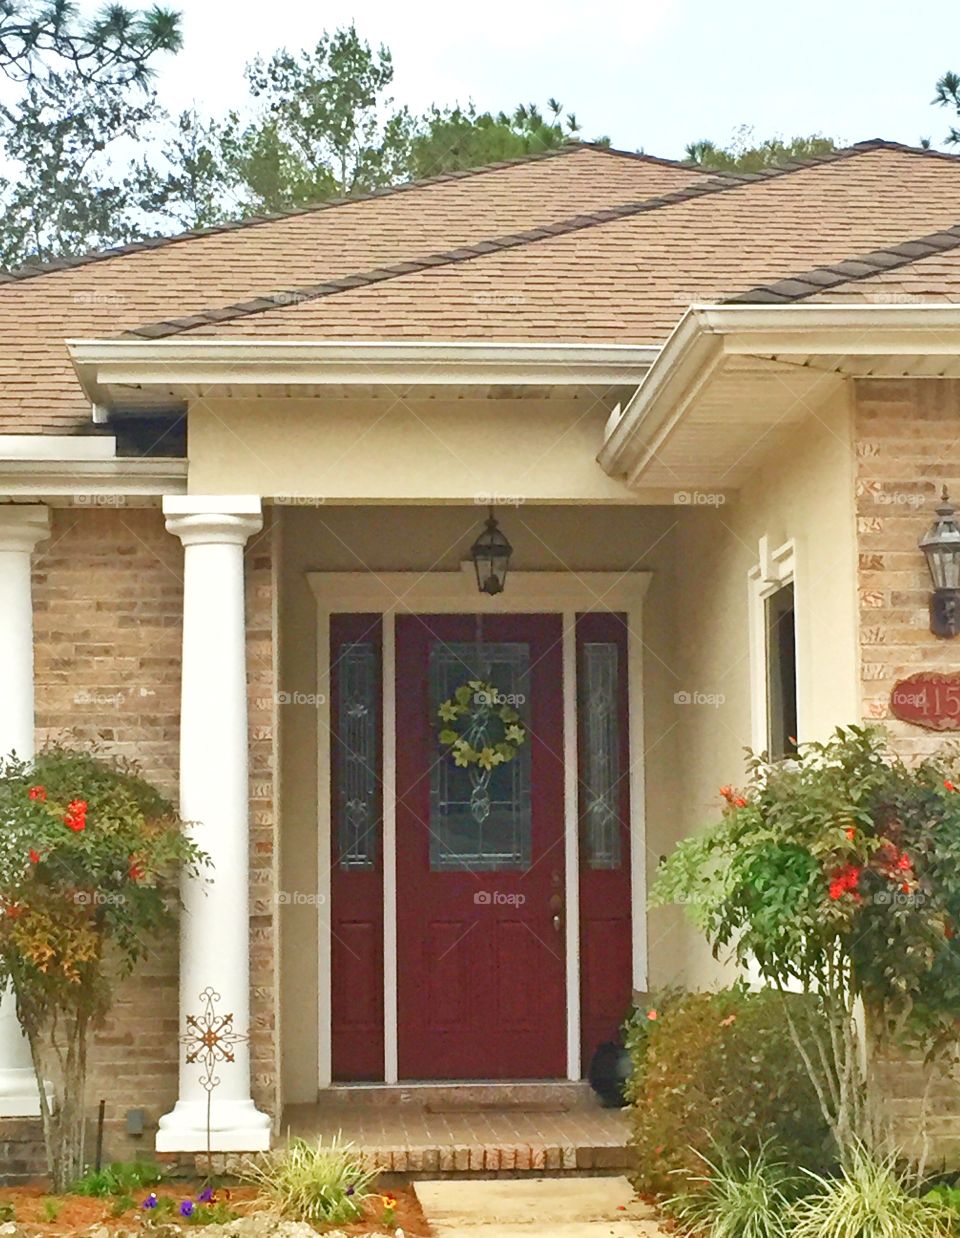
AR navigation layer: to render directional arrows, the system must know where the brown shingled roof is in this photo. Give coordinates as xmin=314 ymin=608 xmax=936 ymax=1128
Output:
xmin=162 ymin=145 xmax=960 ymax=344
xmin=0 ymin=143 xmax=708 ymax=434
xmin=8 ymin=138 xmax=960 ymax=433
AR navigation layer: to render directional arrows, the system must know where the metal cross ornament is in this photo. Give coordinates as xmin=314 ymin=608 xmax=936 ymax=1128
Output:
xmin=180 ymin=986 xmax=248 ymax=1094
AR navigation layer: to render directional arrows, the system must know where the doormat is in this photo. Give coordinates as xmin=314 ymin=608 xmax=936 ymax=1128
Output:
xmin=425 ymin=1099 xmax=569 ymax=1114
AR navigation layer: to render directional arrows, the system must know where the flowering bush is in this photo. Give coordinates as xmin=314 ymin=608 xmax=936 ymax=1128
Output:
xmin=654 ymin=726 xmax=960 ymax=1166
xmin=0 ymin=747 xmax=206 ymax=1189
xmin=625 ymin=988 xmax=831 ymax=1197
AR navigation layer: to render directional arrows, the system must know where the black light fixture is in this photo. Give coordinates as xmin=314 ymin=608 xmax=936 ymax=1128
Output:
xmin=470 ymin=507 xmax=512 ymax=595
xmin=920 ymin=487 xmax=960 ymax=638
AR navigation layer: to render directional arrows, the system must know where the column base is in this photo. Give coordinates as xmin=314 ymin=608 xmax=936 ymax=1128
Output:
xmin=156 ymin=1098 xmax=272 ymax=1153
xmin=0 ymin=1067 xmax=48 ymax=1118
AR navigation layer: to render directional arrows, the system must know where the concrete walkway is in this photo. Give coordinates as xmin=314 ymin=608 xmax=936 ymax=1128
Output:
xmin=414 ymin=1177 xmax=667 ymax=1237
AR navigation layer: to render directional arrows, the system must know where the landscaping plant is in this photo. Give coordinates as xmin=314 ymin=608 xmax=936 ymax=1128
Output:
xmin=240 ymin=1135 xmax=375 ymax=1224
xmin=653 ymin=726 xmax=960 ymax=1166
xmin=625 ymin=987 xmax=831 ymax=1196
xmin=789 ymin=1146 xmax=955 ymax=1237
xmin=664 ymin=1142 xmax=796 ymax=1238
xmin=0 ymin=747 xmax=207 ymax=1190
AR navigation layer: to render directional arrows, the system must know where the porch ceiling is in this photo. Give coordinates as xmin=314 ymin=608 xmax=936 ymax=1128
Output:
xmin=599 ymin=304 xmax=960 ymax=490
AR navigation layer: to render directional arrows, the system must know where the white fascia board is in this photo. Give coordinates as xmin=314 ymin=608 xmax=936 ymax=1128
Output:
xmin=67 ymin=339 xmax=660 ymax=395
xmin=598 ymin=303 xmax=960 ymax=481
xmin=0 ymin=457 xmax=187 ymax=497
xmin=0 ymin=434 xmax=116 ymax=460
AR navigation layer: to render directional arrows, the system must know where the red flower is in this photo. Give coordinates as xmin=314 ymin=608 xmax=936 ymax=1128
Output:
xmin=64 ymin=799 xmax=87 ymax=832
xmin=897 ymin=854 xmax=912 ymax=871
xmin=4 ymin=904 xmax=21 ymax=918
xmin=829 ymin=863 xmax=862 ymax=900
xmin=29 ymin=850 xmax=40 ymax=865
xmin=719 ymin=785 xmax=734 ymax=802
xmin=845 ymin=827 xmax=857 ymax=841
xmin=946 ymin=780 xmax=957 ymax=792
xmin=901 ymin=883 xmax=911 ymax=895
xmin=733 ymin=796 xmax=748 ymax=808
xmin=28 ymin=786 xmax=46 ymax=801
xmin=646 ymin=1009 xmax=658 ymax=1021
xmin=128 ymin=857 xmax=145 ymax=881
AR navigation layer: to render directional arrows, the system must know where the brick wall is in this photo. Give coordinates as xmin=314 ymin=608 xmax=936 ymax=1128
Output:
xmin=0 ymin=503 xmax=279 ymax=1175
xmin=855 ymin=377 xmax=960 ymax=1166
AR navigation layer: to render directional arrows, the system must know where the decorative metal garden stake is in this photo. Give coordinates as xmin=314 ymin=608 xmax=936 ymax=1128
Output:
xmin=180 ymin=986 xmax=249 ymax=1178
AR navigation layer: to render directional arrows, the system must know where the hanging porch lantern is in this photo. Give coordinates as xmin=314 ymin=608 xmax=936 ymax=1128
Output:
xmin=920 ymin=487 xmax=960 ymax=638
xmin=470 ymin=508 xmax=512 ymax=595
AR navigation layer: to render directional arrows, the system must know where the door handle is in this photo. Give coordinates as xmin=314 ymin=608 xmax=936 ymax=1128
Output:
xmin=549 ymin=890 xmax=564 ymax=934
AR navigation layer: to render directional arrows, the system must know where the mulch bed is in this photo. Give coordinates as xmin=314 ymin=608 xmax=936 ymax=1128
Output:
xmin=0 ymin=1182 xmax=431 ymax=1235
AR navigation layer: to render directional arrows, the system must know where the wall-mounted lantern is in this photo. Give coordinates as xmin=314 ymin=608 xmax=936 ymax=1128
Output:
xmin=470 ymin=508 xmax=512 ymax=596
xmin=920 ymin=488 xmax=960 ymax=638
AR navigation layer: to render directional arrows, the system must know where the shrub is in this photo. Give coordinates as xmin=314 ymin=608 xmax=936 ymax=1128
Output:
xmin=664 ymin=1142 xmax=796 ymax=1238
xmin=789 ymin=1147 xmax=954 ymax=1237
xmin=0 ymin=747 xmax=206 ymax=1189
xmin=70 ymin=1160 xmax=165 ymax=1197
xmin=628 ymin=987 xmax=832 ymax=1197
xmin=240 ymin=1136 xmax=375 ymax=1224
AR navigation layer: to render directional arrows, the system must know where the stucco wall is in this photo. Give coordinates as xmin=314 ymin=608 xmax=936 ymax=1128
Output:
xmin=187 ymin=392 xmax=636 ymax=503
xmin=660 ymin=384 xmax=861 ymax=989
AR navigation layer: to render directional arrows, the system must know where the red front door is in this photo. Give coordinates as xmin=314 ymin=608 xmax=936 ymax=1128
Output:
xmin=395 ymin=613 xmax=567 ymax=1079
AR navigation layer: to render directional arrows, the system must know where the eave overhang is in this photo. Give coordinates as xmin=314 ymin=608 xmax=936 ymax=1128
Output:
xmin=66 ymin=339 xmax=661 ymax=413
xmin=599 ymin=304 xmax=960 ymax=492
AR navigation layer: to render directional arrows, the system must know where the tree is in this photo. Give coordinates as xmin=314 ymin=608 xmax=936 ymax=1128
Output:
xmin=0 ymin=1 xmax=181 ymax=85
xmin=237 ymin=23 xmax=414 ymax=209
xmin=0 ymin=3 xmax=181 ymax=268
xmin=933 ymin=71 xmax=960 ymax=145
xmin=686 ymin=125 xmax=836 ymax=173
xmin=406 ymin=98 xmax=605 ymax=181
xmin=0 ymin=748 xmax=206 ymax=1189
xmin=653 ymin=727 xmax=960 ymax=1171
xmin=0 ymin=69 xmax=164 ymax=267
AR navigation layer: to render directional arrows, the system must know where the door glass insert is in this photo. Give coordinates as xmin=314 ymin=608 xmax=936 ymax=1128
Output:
xmin=335 ymin=641 xmax=379 ymax=869
xmin=429 ymin=641 xmax=532 ymax=871
xmin=580 ymin=641 xmax=621 ymax=870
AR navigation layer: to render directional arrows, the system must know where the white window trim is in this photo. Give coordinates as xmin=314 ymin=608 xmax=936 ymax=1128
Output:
xmin=748 ymin=537 xmax=798 ymax=755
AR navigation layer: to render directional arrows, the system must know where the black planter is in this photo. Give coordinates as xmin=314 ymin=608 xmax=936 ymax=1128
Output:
xmin=587 ymin=1041 xmax=632 ymax=1108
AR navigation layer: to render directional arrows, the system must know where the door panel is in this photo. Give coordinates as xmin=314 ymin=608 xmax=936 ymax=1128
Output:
xmin=396 ymin=613 xmax=567 ymax=1079
xmin=577 ymin=612 xmax=633 ymax=1068
xmin=329 ymin=614 xmax=384 ymax=1081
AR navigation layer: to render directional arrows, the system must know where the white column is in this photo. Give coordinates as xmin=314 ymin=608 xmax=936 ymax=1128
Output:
xmin=157 ymin=497 xmax=271 ymax=1152
xmin=0 ymin=505 xmax=50 ymax=1116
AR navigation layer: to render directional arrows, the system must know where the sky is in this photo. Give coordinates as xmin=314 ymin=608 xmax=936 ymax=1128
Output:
xmin=136 ymin=0 xmax=960 ymax=158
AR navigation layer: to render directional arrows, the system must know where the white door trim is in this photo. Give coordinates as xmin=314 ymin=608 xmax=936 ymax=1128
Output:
xmin=309 ymin=563 xmax=652 ymax=1087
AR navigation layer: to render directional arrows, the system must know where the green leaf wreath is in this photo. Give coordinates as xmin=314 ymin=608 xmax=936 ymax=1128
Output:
xmin=437 ymin=678 xmax=526 ymax=771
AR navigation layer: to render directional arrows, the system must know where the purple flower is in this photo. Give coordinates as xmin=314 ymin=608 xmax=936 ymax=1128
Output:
xmin=346 ymin=1186 xmax=355 ymax=1196
xmin=198 ymin=1187 xmax=215 ymax=1204
xmin=179 ymin=1199 xmax=195 ymax=1217
xmin=141 ymin=1193 xmax=158 ymax=1210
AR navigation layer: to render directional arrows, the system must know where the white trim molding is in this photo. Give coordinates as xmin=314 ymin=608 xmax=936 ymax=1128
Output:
xmin=748 ymin=537 xmax=797 ymax=754
xmin=308 ymin=563 xmax=651 ymax=1086
xmin=67 ymin=339 xmax=659 ymax=407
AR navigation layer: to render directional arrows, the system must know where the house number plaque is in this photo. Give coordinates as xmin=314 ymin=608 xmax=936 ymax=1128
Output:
xmin=890 ymin=672 xmax=960 ymax=731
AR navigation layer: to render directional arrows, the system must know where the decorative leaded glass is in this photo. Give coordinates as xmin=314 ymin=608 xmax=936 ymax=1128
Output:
xmin=336 ymin=641 xmax=378 ymax=869
xmin=429 ymin=642 xmax=532 ymax=871
xmin=580 ymin=642 xmax=621 ymax=870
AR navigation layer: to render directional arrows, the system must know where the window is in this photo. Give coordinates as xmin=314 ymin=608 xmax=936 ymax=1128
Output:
xmin=765 ymin=583 xmax=797 ymax=759
xmin=749 ymin=538 xmax=798 ymax=759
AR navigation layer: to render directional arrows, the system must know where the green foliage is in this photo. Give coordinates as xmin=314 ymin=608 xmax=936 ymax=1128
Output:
xmin=664 ymin=1143 xmax=797 ymax=1237
xmin=110 ymin=1193 xmax=135 ymax=1216
xmin=70 ymin=1159 xmax=164 ymax=1197
xmin=789 ymin=1148 xmax=955 ymax=1237
xmin=924 ymin=1181 xmax=960 ymax=1220
xmin=627 ymin=988 xmax=831 ymax=1197
xmin=40 ymin=1196 xmax=60 ymax=1221
xmin=653 ymin=727 xmax=960 ymax=1159
xmin=933 ymin=72 xmax=960 ymax=146
xmin=240 ymin=1136 xmax=375 ymax=1224
xmin=0 ymin=746 xmax=206 ymax=1190
xmin=0 ymin=1202 xmax=14 ymax=1222
xmin=407 ymin=98 xmax=605 ymax=181
xmin=685 ymin=126 xmax=836 ymax=173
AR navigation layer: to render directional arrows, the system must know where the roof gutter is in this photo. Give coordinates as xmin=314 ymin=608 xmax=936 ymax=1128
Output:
xmin=67 ymin=339 xmax=661 ymax=406
xmin=599 ymin=303 xmax=960 ymax=483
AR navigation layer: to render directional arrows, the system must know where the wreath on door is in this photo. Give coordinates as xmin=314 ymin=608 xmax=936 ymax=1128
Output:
xmin=436 ymin=678 xmax=527 ymax=771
